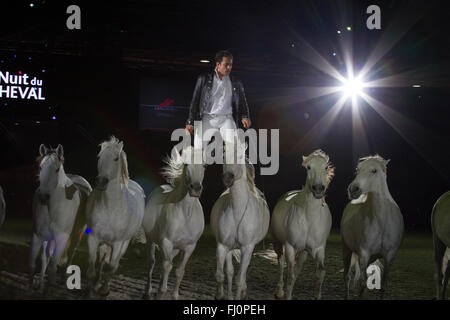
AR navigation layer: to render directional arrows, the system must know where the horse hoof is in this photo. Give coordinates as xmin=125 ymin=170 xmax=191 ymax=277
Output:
xmin=215 ymin=294 xmax=225 ymax=300
xmin=98 ymin=284 xmax=110 ymax=297
xmin=274 ymin=292 xmax=285 ymax=300
xmin=142 ymin=292 xmax=152 ymax=300
xmin=157 ymin=292 xmax=167 ymax=300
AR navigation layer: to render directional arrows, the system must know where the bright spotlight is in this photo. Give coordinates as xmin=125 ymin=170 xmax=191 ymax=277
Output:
xmin=341 ymin=76 xmax=365 ymax=98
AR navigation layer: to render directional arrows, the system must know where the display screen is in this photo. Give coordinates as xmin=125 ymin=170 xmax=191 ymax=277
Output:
xmin=139 ymin=77 xmax=192 ymax=131
xmin=0 ymin=70 xmax=46 ymax=101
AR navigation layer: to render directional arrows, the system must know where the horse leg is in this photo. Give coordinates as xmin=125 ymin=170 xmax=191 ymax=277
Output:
xmin=86 ymin=235 xmax=99 ymax=297
xmin=357 ymin=252 xmax=370 ymax=299
xmin=47 ymin=234 xmax=69 ymax=289
xmin=433 ymin=235 xmax=446 ymax=299
xmin=274 ymin=244 xmax=285 ymax=299
xmin=235 ymin=244 xmax=255 ymax=300
xmin=143 ymin=242 xmax=156 ymax=299
xmin=173 ymin=244 xmax=195 ymax=300
xmin=313 ymin=247 xmax=325 ymax=300
xmin=342 ymin=244 xmax=352 ymax=300
xmin=94 ymin=244 xmax=110 ymax=292
xmin=157 ymin=238 xmax=174 ymax=300
xmin=215 ymin=243 xmax=228 ymax=300
xmin=284 ymin=243 xmax=297 ymax=300
xmin=68 ymin=225 xmax=87 ymax=266
xmin=39 ymin=241 xmax=50 ymax=293
xmin=29 ymin=233 xmax=43 ymax=289
xmin=225 ymin=250 xmax=234 ymax=300
xmin=99 ymin=241 xmax=128 ymax=297
xmin=441 ymin=250 xmax=450 ymax=300
xmin=291 ymin=250 xmax=308 ymax=298
xmin=379 ymin=250 xmax=396 ymax=300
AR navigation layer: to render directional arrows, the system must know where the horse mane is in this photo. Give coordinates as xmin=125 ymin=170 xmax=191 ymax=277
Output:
xmin=161 ymin=146 xmax=204 ymax=187
xmin=161 ymin=152 xmax=184 ymax=187
xmin=358 ymin=154 xmax=388 ymax=173
xmin=302 ymin=149 xmax=335 ymax=188
xmin=98 ymin=136 xmax=129 ymax=187
xmin=120 ymin=151 xmax=129 ymax=187
xmin=245 ymin=158 xmax=264 ymax=200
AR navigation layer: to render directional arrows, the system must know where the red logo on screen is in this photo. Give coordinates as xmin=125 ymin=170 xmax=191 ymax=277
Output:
xmin=158 ymin=98 xmax=175 ymax=108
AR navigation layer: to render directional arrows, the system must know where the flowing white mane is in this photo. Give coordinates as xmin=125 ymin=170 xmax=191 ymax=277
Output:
xmin=161 ymin=146 xmax=203 ymax=187
xmin=161 ymin=149 xmax=185 ymax=187
xmin=98 ymin=136 xmax=129 ymax=187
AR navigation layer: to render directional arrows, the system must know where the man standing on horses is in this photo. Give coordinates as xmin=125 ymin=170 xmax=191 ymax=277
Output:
xmin=185 ymin=50 xmax=251 ymax=152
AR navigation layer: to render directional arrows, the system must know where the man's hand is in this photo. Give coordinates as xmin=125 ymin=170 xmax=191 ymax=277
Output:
xmin=185 ymin=125 xmax=194 ymax=134
xmin=242 ymin=118 xmax=251 ymax=129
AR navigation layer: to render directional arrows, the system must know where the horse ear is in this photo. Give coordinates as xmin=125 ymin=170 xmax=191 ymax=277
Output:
xmin=56 ymin=144 xmax=64 ymax=159
xmin=118 ymin=141 xmax=124 ymax=152
xmin=384 ymin=159 xmax=391 ymax=166
xmin=39 ymin=144 xmax=47 ymax=156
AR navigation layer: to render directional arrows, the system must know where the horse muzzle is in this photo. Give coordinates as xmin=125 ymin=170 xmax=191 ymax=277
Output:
xmin=311 ymin=184 xmax=325 ymax=199
xmin=95 ymin=176 xmax=109 ymax=191
xmin=348 ymin=184 xmax=362 ymax=200
xmin=38 ymin=192 xmax=50 ymax=204
xmin=222 ymin=172 xmax=234 ymax=188
xmin=188 ymin=183 xmax=202 ymax=198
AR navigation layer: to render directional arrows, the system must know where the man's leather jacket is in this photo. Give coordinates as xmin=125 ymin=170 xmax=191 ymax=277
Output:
xmin=185 ymin=72 xmax=250 ymax=126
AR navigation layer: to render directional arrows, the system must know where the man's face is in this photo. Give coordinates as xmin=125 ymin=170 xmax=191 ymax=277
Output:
xmin=216 ymin=56 xmax=233 ymax=76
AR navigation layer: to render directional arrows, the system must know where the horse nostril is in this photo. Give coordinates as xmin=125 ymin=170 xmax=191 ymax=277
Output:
xmin=350 ymin=185 xmax=360 ymax=194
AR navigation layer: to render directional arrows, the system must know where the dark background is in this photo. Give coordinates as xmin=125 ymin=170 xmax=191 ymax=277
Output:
xmin=0 ymin=0 xmax=449 ymax=231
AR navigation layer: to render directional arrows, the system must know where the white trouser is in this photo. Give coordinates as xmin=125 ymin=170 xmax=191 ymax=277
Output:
xmin=194 ymin=114 xmax=237 ymax=151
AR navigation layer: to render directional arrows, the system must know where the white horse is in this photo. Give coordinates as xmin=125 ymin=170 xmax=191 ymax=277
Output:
xmin=431 ymin=191 xmax=450 ymax=299
xmin=142 ymin=146 xmax=205 ymax=300
xmin=29 ymin=144 xmax=92 ymax=292
xmin=0 ymin=185 xmax=5 ymax=228
xmin=210 ymin=142 xmax=270 ymax=300
xmin=341 ymin=155 xmax=404 ymax=299
xmin=86 ymin=136 xmax=145 ymax=297
xmin=271 ymin=149 xmax=334 ymax=300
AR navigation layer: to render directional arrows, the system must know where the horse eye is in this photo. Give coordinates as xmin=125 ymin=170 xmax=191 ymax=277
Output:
xmin=114 ymin=157 xmax=119 ymax=161
xmin=307 ymin=165 xmax=311 ymax=170
xmin=372 ymin=169 xmax=377 ymax=174
xmin=56 ymin=168 xmax=60 ymax=173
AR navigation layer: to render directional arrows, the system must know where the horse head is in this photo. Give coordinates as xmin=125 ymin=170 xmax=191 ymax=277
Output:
xmin=180 ymin=146 xmax=206 ymax=197
xmin=37 ymin=144 xmax=64 ymax=202
xmin=302 ymin=149 xmax=334 ymax=199
xmin=348 ymin=155 xmax=390 ymax=200
xmin=96 ymin=136 xmax=128 ymax=191
xmin=222 ymin=140 xmax=247 ymax=188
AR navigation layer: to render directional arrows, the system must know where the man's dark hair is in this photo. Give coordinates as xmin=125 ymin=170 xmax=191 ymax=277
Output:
xmin=215 ymin=50 xmax=233 ymax=64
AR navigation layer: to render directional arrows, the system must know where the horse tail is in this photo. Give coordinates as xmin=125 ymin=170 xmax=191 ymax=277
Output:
xmin=231 ymin=249 xmax=241 ymax=264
